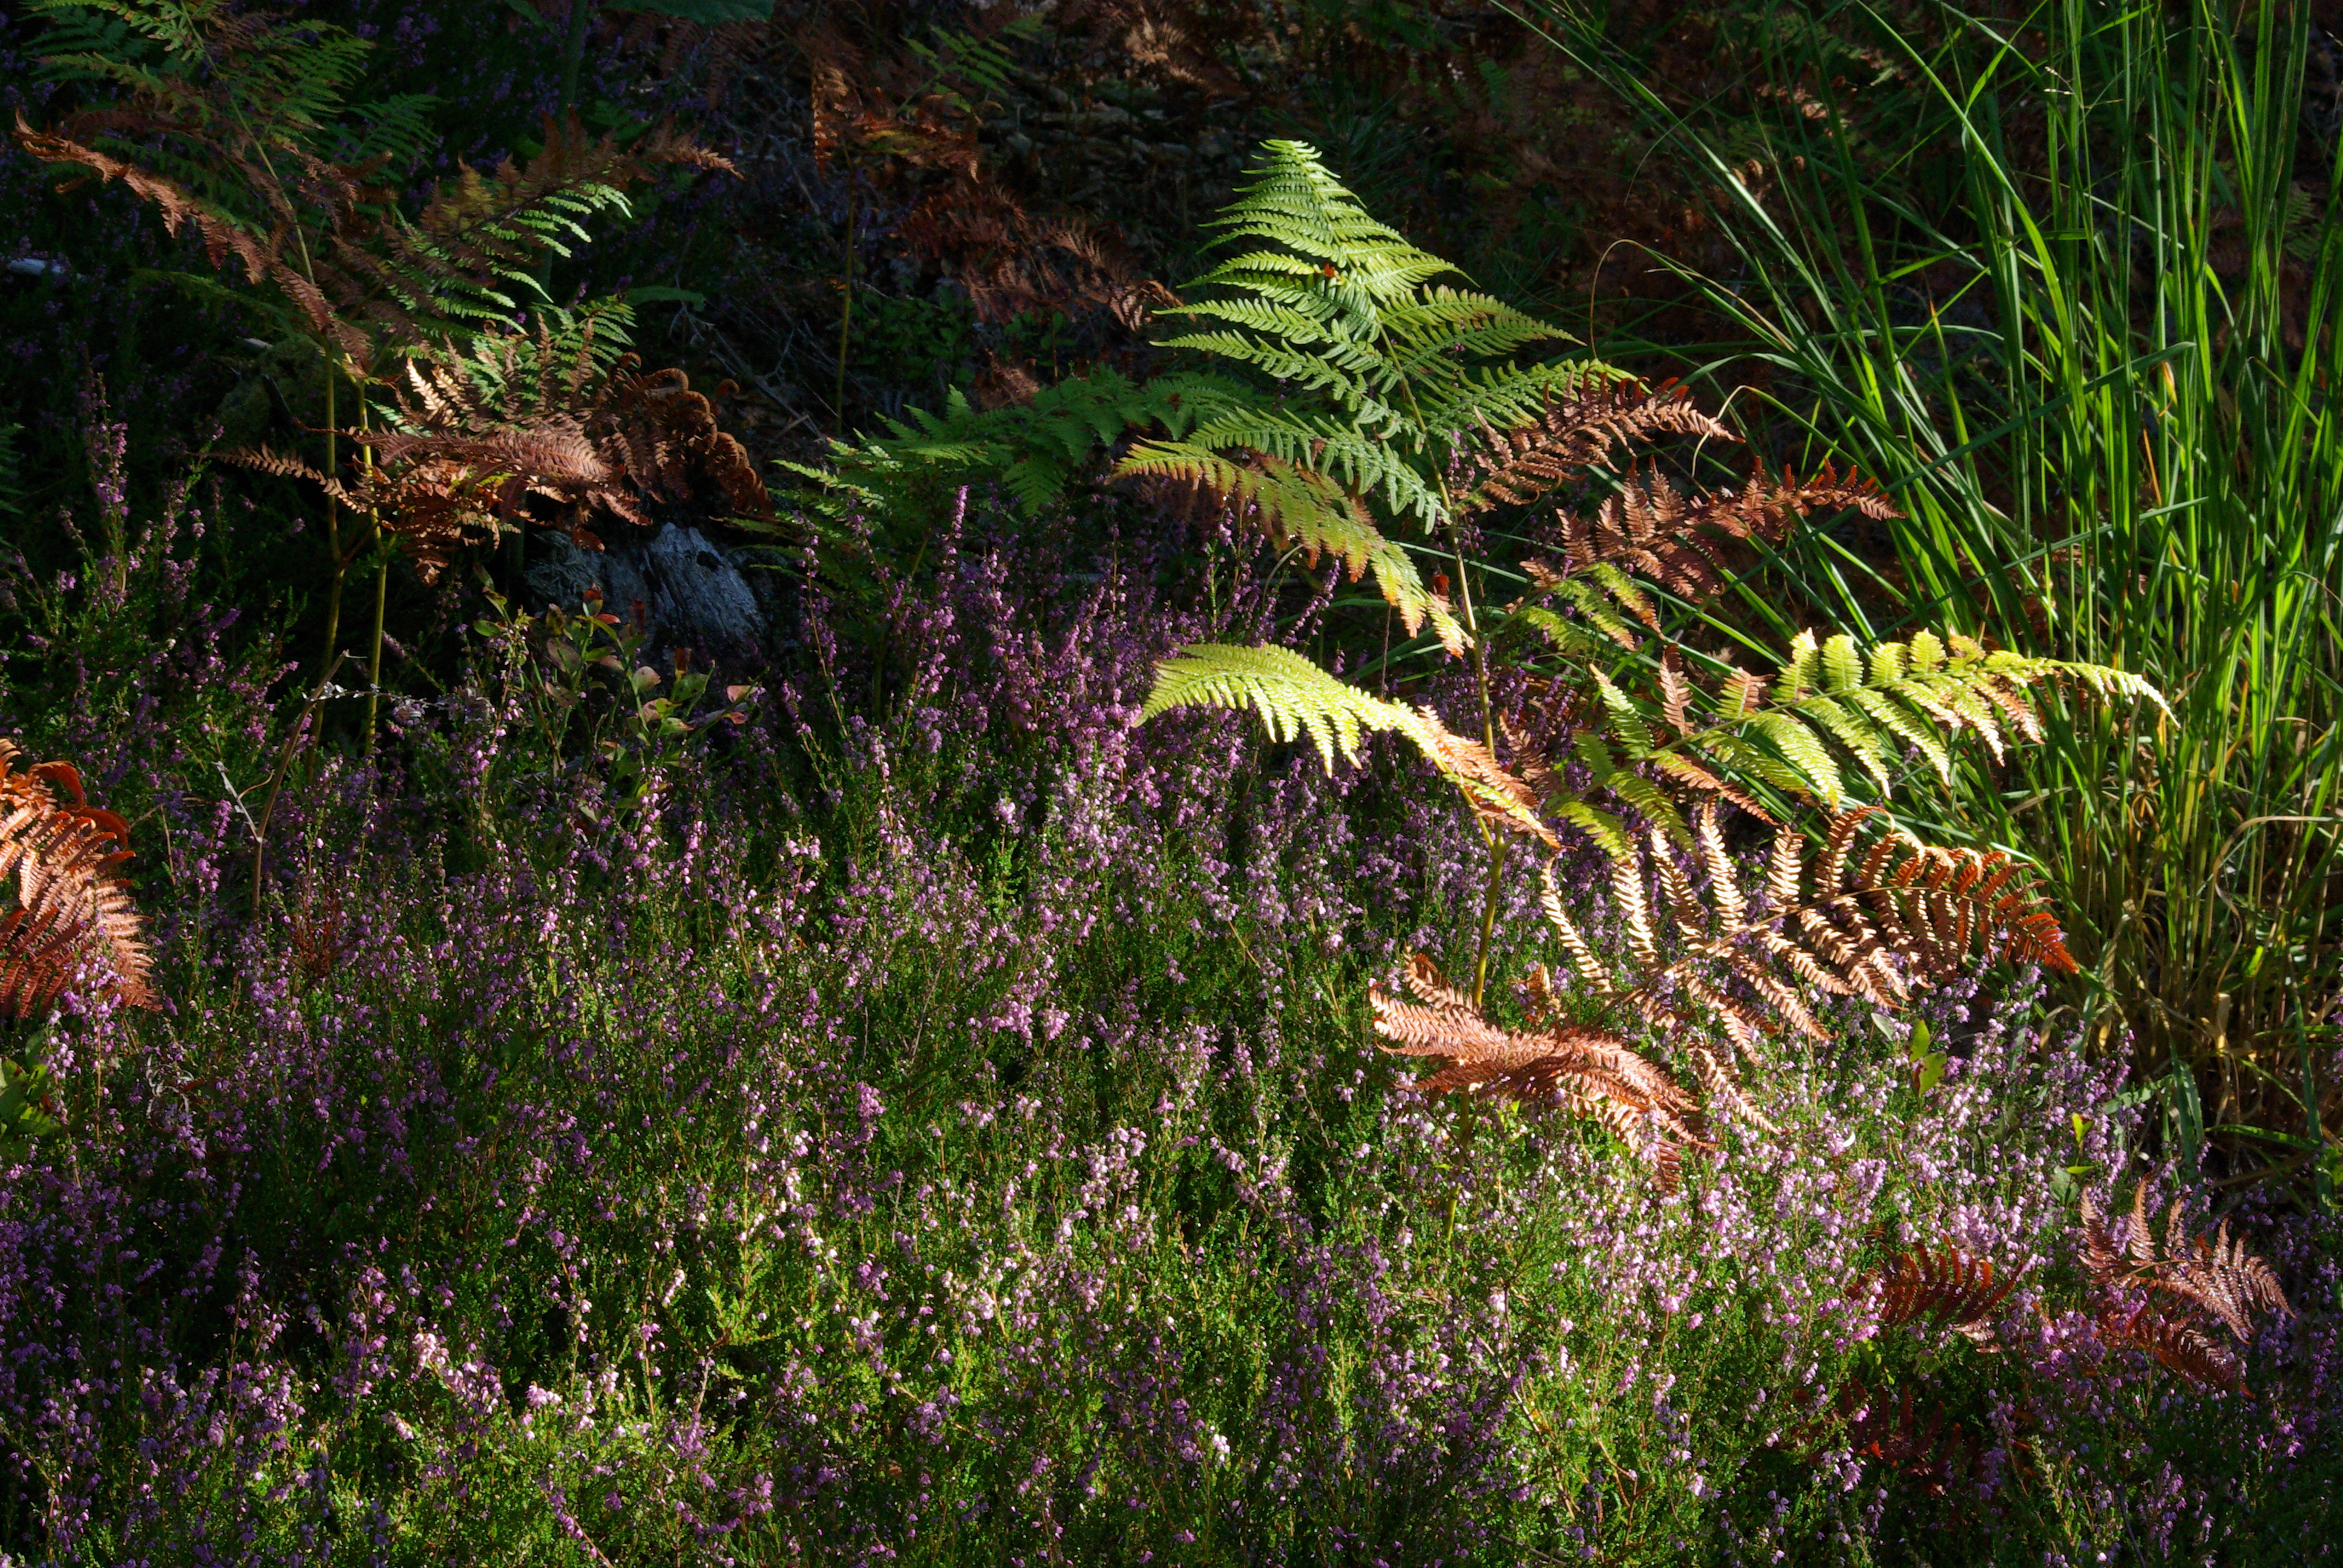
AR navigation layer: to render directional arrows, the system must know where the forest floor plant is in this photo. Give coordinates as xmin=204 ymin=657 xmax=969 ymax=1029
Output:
xmin=1132 ymin=142 xmax=2160 ymax=1178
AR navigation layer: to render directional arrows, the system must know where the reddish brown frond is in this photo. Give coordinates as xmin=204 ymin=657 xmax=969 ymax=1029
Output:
xmin=1800 ymin=1380 xmax=1977 ymax=1495
xmin=333 ymin=342 xmax=767 ymax=581
xmin=287 ymin=876 xmax=353 ymax=994
xmin=900 ymin=181 xmax=1172 ymax=332
xmin=2079 ymin=1190 xmax=2123 ymax=1285
xmin=1407 ymin=708 xmax=1556 ymax=849
xmin=1463 ymin=379 xmax=1734 ymax=512
xmin=1536 ymin=863 xmax=1614 ymax=998
xmin=1869 ymin=1246 xmax=2020 ymax=1343
xmin=2100 ymin=1302 xmax=2250 ymax=1396
xmin=2082 ymin=1185 xmax=2292 ymax=1345
xmin=0 ymin=740 xmax=156 ymax=1016
xmin=1371 ymin=953 xmax=1699 ymax=1186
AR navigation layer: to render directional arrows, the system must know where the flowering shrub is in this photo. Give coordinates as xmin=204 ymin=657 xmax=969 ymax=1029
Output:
xmin=0 ymin=507 xmax=2335 ymax=1564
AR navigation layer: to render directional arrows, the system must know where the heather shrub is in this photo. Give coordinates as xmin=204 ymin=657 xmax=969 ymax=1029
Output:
xmin=0 ymin=382 xmax=287 ymax=832
xmin=1 ymin=516 xmax=2336 ymax=1563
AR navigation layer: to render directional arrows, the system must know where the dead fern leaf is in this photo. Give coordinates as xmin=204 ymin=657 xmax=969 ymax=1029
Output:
xmin=1801 ymin=1380 xmax=1978 ymax=1495
xmin=1869 ymin=1246 xmax=2020 ymax=1344
xmin=0 ymin=740 xmax=156 ymax=1017
xmin=2079 ymin=1186 xmax=2291 ymax=1344
xmin=1463 ymin=379 xmax=1734 ymax=512
xmin=1371 ymin=953 xmax=1701 ymax=1186
xmin=1614 ymin=806 xmax=2076 ymax=1084
xmin=2100 ymin=1301 xmax=2251 ymax=1396
xmin=1551 ymin=460 xmax=1894 ymax=614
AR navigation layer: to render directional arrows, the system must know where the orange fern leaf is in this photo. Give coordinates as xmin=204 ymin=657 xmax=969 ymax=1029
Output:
xmin=1463 ymin=379 xmax=1734 ymax=512
xmin=1371 ymin=953 xmax=1702 ymax=1184
xmin=0 ymin=740 xmax=156 ymax=1016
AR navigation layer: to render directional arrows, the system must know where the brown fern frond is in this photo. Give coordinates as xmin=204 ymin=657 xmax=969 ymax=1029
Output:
xmin=1550 ymin=460 xmax=1896 ymax=611
xmin=1604 ymin=808 xmax=2074 ymax=1086
xmin=1372 ymin=954 xmax=1701 ymax=1182
xmin=2100 ymin=1302 xmax=2250 ymax=1396
xmin=287 ymin=876 xmax=352 ymax=993
xmin=1055 ymin=0 xmax=1253 ymax=94
xmin=1807 ymin=1380 xmax=1976 ymax=1494
xmin=1536 ymin=863 xmax=1614 ymax=998
xmin=0 ymin=740 xmax=156 ymax=1017
xmin=586 ymin=362 xmax=775 ymax=521
xmin=900 ymin=181 xmax=1173 ymax=332
xmin=1870 ymin=1246 xmax=2020 ymax=1344
xmin=1407 ymin=708 xmax=1556 ymax=849
xmin=2080 ymin=1185 xmax=2292 ymax=1344
xmin=336 ymin=341 xmax=767 ymax=581
xmin=2166 ymin=1220 xmax=2293 ymax=1341
xmin=2078 ymin=1189 xmax=2124 ymax=1284
xmin=1463 ymin=379 xmax=1734 ymax=513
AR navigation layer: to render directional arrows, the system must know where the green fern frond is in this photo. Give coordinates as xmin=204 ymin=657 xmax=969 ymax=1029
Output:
xmin=1142 ymin=644 xmax=1551 ymax=843
xmin=1142 ymin=642 xmax=1417 ymax=772
xmin=781 ymin=369 xmax=1244 ymax=522
xmin=1601 ymin=629 xmax=2167 ymax=810
xmin=1118 ymin=139 xmax=1590 ymax=549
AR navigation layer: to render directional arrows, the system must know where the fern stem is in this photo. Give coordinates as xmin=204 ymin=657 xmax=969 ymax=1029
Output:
xmin=1438 ymin=462 xmax=1507 ymax=1006
xmin=1473 ymin=831 xmax=1509 ymax=1005
xmin=317 ymin=371 xmax=345 ymax=691
xmin=359 ymin=398 xmax=385 ymax=760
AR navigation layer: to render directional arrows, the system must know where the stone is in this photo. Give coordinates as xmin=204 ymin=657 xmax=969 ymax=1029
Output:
xmin=525 ymin=523 xmax=768 ymax=667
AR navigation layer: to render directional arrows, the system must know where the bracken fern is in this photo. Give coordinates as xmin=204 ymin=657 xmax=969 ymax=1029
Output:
xmin=1137 ymin=141 xmax=2160 ymax=1027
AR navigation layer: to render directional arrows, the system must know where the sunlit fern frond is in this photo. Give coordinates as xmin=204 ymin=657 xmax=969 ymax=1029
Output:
xmin=1555 ymin=628 xmax=2166 ymax=831
xmin=1869 ymin=1246 xmax=2021 ymax=1344
xmin=1193 ymin=139 xmax=1456 ymax=314
xmin=1130 ymin=413 xmax=1448 ymax=529
xmin=1462 ymin=378 xmax=1734 ymax=513
xmin=1506 ymin=463 xmax=1895 ymax=659
xmin=1141 ymin=645 xmax=1552 ymax=844
xmin=1114 ymin=444 xmax=1460 ymax=649
xmin=1553 ymin=805 xmax=2076 ymax=1088
xmin=1141 ymin=642 xmax=1417 ymax=773
xmin=0 ymin=739 xmax=156 ymax=1017
xmin=1122 ymin=139 xmax=1590 ymax=540
xmin=1371 ymin=952 xmax=1700 ymax=1186
xmin=2080 ymin=1186 xmax=2291 ymax=1344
